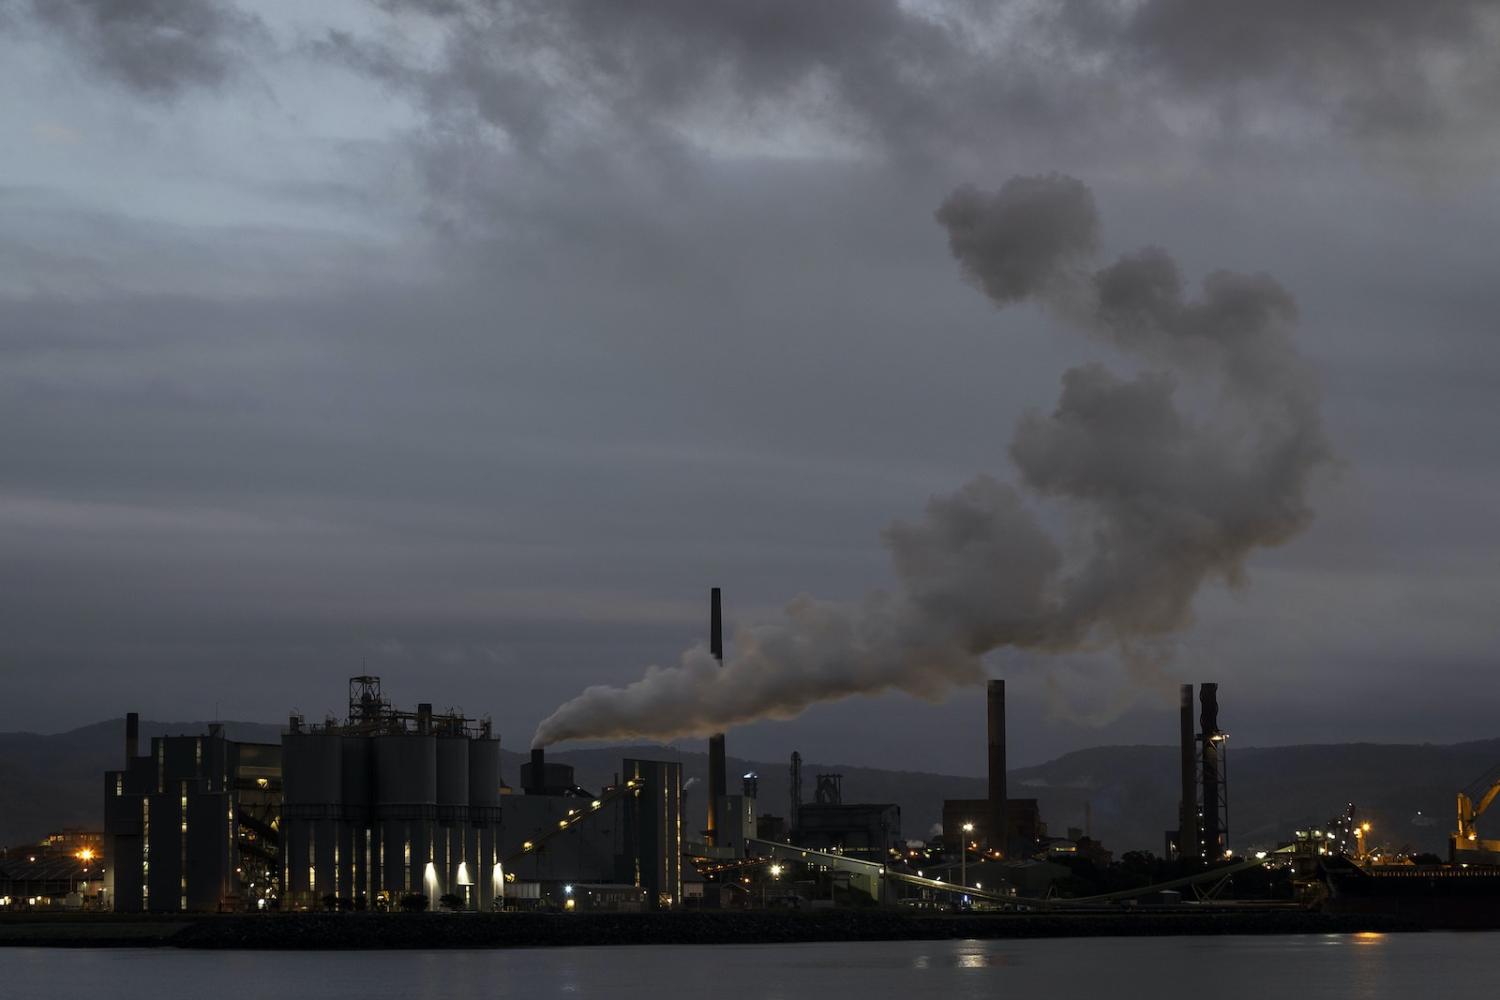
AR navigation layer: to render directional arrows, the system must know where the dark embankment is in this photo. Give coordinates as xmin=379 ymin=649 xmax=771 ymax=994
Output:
xmin=165 ymin=909 xmax=1423 ymax=949
xmin=0 ymin=913 xmax=192 ymax=948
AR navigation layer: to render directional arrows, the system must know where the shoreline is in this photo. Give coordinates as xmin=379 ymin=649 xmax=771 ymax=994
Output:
xmin=0 ymin=909 xmax=1450 ymax=950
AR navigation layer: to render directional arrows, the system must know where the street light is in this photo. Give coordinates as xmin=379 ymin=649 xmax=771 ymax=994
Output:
xmin=961 ymin=822 xmax=975 ymax=895
xmin=763 ymin=864 xmax=783 ymax=907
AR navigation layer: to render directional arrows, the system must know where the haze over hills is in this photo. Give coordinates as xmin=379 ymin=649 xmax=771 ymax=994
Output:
xmin=3 ymin=719 xmax=1495 ymax=858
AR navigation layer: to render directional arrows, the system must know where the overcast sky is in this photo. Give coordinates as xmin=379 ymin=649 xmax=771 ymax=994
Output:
xmin=3 ymin=0 xmax=1499 ymax=773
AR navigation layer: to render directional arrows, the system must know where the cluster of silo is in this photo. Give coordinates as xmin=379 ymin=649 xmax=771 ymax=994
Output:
xmin=281 ymin=691 xmax=502 ymax=911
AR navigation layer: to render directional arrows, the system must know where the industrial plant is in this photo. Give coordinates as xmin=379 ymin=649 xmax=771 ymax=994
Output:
xmin=0 ymin=585 xmax=1472 ymax=929
xmin=90 ymin=588 xmax=1097 ymax=914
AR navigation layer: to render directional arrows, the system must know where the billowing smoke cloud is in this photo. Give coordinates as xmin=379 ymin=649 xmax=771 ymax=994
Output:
xmin=534 ymin=173 xmax=1329 ymax=747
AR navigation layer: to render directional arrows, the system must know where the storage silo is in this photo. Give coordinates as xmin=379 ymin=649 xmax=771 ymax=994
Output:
xmin=469 ymin=736 xmax=501 ymax=910
xmin=281 ymin=730 xmax=342 ymax=901
xmin=340 ymin=735 xmax=373 ymax=899
xmin=375 ymin=732 xmax=436 ymax=897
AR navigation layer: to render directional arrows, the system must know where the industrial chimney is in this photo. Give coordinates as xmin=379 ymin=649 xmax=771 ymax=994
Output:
xmin=125 ymin=711 xmax=139 ymax=765
xmin=1179 ymin=684 xmax=1198 ymax=861
xmin=1199 ymin=683 xmax=1225 ymax=859
xmin=706 ymin=587 xmax=726 ymax=846
xmin=987 ymin=679 xmax=1008 ymax=858
xmin=789 ymin=751 xmax=802 ymax=834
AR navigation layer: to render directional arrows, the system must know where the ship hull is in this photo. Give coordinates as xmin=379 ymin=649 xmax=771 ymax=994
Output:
xmin=1322 ymin=859 xmax=1500 ymax=928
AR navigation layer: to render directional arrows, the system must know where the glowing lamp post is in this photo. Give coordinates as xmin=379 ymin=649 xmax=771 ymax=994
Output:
xmin=961 ymin=822 xmax=974 ymax=894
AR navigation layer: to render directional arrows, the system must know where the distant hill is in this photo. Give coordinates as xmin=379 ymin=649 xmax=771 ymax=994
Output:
xmin=3 ymin=718 xmax=1496 ymax=857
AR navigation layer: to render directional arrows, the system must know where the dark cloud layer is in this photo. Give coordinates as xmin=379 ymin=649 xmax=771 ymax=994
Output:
xmin=25 ymin=0 xmax=261 ymax=96
xmin=1089 ymin=0 xmax=1499 ymax=141
xmin=3 ymin=2 xmax=1499 ymax=772
xmin=353 ymin=0 xmax=1500 ymax=181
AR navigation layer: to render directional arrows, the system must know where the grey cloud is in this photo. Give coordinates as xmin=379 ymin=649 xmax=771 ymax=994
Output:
xmin=348 ymin=0 xmax=1500 ymax=201
xmin=27 ymin=0 xmax=262 ymax=97
xmin=1060 ymin=0 xmax=1500 ymax=148
xmin=356 ymin=0 xmax=1104 ymax=180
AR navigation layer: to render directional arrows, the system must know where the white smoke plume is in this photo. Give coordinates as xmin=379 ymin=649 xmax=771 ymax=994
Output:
xmin=532 ymin=173 xmax=1329 ymax=747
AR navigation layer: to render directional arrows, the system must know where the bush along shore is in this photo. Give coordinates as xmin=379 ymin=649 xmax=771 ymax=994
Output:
xmin=1 ymin=908 xmax=1425 ymax=950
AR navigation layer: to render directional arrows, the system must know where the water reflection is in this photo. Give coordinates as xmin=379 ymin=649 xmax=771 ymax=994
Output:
xmin=2 ymin=931 xmax=1489 ymax=1000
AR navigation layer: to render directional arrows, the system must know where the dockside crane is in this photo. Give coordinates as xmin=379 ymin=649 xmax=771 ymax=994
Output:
xmin=1451 ymin=763 xmax=1500 ymax=866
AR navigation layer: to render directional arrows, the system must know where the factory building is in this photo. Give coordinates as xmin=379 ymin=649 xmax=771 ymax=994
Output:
xmin=104 ymin=714 xmax=282 ymax=912
xmin=942 ymin=680 xmax=1046 ymax=858
xmin=791 ymin=773 xmax=901 ymax=860
xmin=504 ymin=749 xmax=683 ymax=909
xmin=280 ymin=677 xmax=502 ymax=911
xmin=713 ymin=774 xmax=759 ymax=856
xmin=941 ymin=797 xmax=1043 ymax=857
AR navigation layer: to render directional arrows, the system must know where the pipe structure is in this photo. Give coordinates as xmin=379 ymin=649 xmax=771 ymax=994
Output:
xmin=1179 ymin=683 xmax=1199 ymax=861
xmin=706 ymin=587 xmax=726 ymax=846
xmin=987 ymin=679 xmax=1008 ymax=858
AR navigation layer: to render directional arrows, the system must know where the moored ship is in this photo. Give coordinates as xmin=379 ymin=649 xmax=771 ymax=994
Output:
xmin=1321 ymin=855 xmax=1500 ymax=927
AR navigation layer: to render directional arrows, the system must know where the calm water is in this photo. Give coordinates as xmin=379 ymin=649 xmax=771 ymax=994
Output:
xmin=6 ymin=933 xmax=1494 ymax=998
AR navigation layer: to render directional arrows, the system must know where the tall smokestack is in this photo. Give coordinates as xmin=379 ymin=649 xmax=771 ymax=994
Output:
xmin=987 ymin=679 xmax=1008 ymax=858
xmin=1179 ymin=684 xmax=1198 ymax=861
xmin=1200 ymin=683 xmax=1223 ymax=859
xmin=789 ymin=751 xmax=802 ymax=833
xmin=706 ymin=589 xmax=726 ymax=846
xmin=711 ymin=586 xmax=723 ymax=661
xmin=125 ymin=712 xmax=139 ymax=764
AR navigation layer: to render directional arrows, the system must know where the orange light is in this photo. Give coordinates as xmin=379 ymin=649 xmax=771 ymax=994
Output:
xmin=76 ymin=848 xmax=96 ymax=863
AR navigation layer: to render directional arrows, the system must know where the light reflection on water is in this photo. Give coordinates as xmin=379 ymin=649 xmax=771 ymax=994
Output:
xmin=4 ymin=931 xmax=1495 ymax=999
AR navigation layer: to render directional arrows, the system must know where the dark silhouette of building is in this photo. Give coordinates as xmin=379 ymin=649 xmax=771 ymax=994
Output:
xmin=104 ymin=714 xmax=282 ymax=912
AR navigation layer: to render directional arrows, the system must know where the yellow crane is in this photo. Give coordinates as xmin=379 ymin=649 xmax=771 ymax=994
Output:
xmin=1452 ymin=768 xmax=1500 ymax=866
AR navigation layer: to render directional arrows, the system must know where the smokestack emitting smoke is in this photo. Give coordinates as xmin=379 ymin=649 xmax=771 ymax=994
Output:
xmin=707 ymin=587 xmax=726 ymax=844
xmin=532 ymin=173 xmax=1329 ymax=748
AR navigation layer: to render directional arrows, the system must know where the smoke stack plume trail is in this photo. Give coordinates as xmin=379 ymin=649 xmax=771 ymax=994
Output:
xmin=532 ymin=174 xmax=1329 ymax=748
